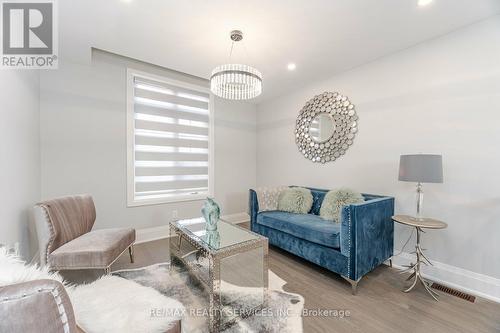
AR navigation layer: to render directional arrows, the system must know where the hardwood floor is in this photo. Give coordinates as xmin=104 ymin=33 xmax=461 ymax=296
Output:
xmin=266 ymin=245 xmax=500 ymax=333
xmin=67 ymin=223 xmax=500 ymax=333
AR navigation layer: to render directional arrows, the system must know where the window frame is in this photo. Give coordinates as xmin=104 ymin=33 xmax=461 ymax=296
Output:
xmin=126 ymin=68 xmax=215 ymax=207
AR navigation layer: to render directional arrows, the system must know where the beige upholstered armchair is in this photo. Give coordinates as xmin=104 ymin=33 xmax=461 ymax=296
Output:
xmin=34 ymin=195 xmax=135 ymax=274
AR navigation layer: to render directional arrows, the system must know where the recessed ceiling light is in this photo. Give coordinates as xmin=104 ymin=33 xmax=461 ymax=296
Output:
xmin=287 ymin=63 xmax=296 ymax=71
xmin=418 ymin=0 xmax=433 ymax=7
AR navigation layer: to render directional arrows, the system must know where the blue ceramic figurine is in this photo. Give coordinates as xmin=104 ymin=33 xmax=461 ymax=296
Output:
xmin=201 ymin=197 xmax=220 ymax=231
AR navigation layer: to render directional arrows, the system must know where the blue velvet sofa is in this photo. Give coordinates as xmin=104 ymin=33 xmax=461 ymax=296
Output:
xmin=249 ymin=187 xmax=394 ymax=294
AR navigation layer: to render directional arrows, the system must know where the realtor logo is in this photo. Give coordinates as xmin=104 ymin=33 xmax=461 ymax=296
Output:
xmin=1 ymin=0 xmax=58 ymax=68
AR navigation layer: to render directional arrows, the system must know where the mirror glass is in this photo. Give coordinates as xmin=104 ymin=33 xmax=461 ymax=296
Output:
xmin=309 ymin=113 xmax=335 ymax=142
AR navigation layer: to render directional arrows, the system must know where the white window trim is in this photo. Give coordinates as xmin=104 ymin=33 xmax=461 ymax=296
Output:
xmin=126 ymin=68 xmax=215 ymax=207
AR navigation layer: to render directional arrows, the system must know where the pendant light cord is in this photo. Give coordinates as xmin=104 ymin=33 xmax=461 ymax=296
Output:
xmin=241 ymin=40 xmax=251 ymax=65
xmin=227 ymin=38 xmax=250 ymax=64
xmin=228 ymin=41 xmax=235 ymax=61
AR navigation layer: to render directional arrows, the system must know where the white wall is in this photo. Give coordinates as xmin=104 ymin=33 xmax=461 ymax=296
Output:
xmin=213 ymin=99 xmax=257 ymax=214
xmin=40 ymin=50 xmax=256 ymax=231
xmin=0 ymin=71 xmax=41 ymax=258
xmin=257 ymin=17 xmax=500 ymax=280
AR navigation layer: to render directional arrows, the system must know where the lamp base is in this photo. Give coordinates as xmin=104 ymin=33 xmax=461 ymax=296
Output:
xmin=416 ymin=182 xmax=424 ymax=218
xmin=409 ymin=216 xmax=427 ymax=222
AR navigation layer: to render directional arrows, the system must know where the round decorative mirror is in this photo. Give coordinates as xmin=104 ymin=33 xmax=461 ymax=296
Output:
xmin=309 ymin=113 xmax=335 ymax=143
xmin=295 ymin=91 xmax=358 ymax=163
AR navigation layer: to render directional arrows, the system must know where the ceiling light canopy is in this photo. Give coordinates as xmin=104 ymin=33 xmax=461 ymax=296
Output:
xmin=210 ymin=30 xmax=262 ymax=100
xmin=287 ymin=63 xmax=296 ymax=71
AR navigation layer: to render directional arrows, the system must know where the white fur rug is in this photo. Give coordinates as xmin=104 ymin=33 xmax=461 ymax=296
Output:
xmin=1 ymin=249 xmax=303 ymax=332
xmin=0 ymin=248 xmax=183 ymax=333
xmin=114 ymin=263 xmax=305 ymax=333
xmin=71 ymin=275 xmax=184 ymax=333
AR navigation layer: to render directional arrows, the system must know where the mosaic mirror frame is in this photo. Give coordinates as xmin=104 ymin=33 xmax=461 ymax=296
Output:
xmin=295 ymin=91 xmax=358 ymax=163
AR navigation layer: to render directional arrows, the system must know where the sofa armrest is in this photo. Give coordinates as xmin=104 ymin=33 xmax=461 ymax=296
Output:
xmin=0 ymin=279 xmax=79 ymax=333
xmin=340 ymin=196 xmax=394 ymax=280
xmin=249 ymin=189 xmax=259 ymax=229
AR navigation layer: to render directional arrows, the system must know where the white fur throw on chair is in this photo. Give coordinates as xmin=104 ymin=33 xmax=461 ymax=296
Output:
xmin=0 ymin=247 xmax=64 ymax=286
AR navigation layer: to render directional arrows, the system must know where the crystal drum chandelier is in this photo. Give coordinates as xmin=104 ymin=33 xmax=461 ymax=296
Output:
xmin=210 ymin=30 xmax=262 ymax=100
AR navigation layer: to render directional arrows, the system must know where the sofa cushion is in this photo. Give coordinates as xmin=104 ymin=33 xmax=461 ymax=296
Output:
xmin=256 ymin=211 xmax=341 ymax=249
xmin=255 ymin=186 xmax=288 ymax=212
xmin=309 ymin=188 xmax=327 ymax=215
xmin=277 ymin=187 xmax=313 ymax=214
xmin=320 ymin=188 xmax=364 ymax=222
xmin=49 ymin=228 xmax=135 ymax=269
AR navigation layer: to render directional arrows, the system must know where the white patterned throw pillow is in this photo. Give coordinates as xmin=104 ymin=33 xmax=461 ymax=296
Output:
xmin=255 ymin=186 xmax=288 ymax=212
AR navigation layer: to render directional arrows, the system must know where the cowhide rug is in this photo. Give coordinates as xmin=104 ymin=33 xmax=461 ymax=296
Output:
xmin=114 ymin=263 xmax=304 ymax=333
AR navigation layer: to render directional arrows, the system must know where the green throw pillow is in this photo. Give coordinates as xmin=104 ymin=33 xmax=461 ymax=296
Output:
xmin=277 ymin=187 xmax=313 ymax=214
xmin=320 ymin=188 xmax=364 ymax=222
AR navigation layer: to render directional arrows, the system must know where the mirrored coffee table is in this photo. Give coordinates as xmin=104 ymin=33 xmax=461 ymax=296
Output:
xmin=169 ymin=218 xmax=268 ymax=332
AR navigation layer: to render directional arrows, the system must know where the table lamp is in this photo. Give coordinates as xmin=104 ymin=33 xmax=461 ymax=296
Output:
xmin=398 ymin=154 xmax=443 ymax=219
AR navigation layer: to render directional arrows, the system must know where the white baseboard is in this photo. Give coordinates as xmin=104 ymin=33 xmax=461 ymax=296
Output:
xmin=135 ymin=212 xmax=250 ymax=244
xmin=221 ymin=212 xmax=250 ymax=225
xmin=391 ymin=252 xmax=500 ymax=303
xmin=135 ymin=225 xmax=171 ymax=244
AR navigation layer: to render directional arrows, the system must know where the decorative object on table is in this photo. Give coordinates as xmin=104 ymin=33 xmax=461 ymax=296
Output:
xmin=392 ymin=215 xmax=447 ymax=301
xmin=205 ymin=230 xmax=221 ymax=248
xmin=320 ymin=188 xmax=364 ymax=222
xmin=398 ymin=154 xmax=443 ymax=219
xmin=277 ymin=187 xmax=313 ymax=214
xmin=295 ymin=91 xmax=358 ymax=163
xmin=201 ymin=197 xmax=220 ymax=231
xmin=114 ymin=263 xmax=304 ymax=333
xmin=250 ymin=187 xmax=394 ymax=295
xmin=170 ymin=218 xmax=268 ymax=332
xmin=210 ymin=30 xmax=262 ymax=100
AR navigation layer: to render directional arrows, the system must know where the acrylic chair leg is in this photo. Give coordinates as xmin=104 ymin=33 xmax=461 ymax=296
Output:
xmin=128 ymin=245 xmax=135 ymax=263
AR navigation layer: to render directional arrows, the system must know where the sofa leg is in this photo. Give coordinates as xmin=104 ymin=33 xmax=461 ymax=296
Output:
xmin=342 ymin=276 xmax=362 ymax=295
xmin=128 ymin=245 xmax=135 ymax=264
xmin=389 ymin=258 xmax=393 ymax=268
xmin=351 ymin=282 xmax=358 ymax=295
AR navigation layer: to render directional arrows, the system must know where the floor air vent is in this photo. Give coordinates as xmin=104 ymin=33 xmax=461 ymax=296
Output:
xmin=431 ymin=283 xmax=476 ymax=303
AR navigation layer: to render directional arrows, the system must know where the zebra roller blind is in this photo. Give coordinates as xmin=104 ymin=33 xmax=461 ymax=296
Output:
xmin=128 ymin=71 xmax=212 ymax=205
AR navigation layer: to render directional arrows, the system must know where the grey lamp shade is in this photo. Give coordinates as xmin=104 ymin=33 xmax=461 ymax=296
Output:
xmin=399 ymin=154 xmax=443 ymax=183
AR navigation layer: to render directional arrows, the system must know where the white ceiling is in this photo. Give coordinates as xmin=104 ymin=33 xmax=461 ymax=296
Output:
xmin=59 ymin=0 xmax=500 ymax=102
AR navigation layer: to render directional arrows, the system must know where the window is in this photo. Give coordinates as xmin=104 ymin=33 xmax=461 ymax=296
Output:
xmin=127 ymin=69 xmax=213 ymax=206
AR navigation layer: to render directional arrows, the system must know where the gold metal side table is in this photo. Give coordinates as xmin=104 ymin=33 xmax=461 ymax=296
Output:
xmin=392 ymin=215 xmax=447 ymax=301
